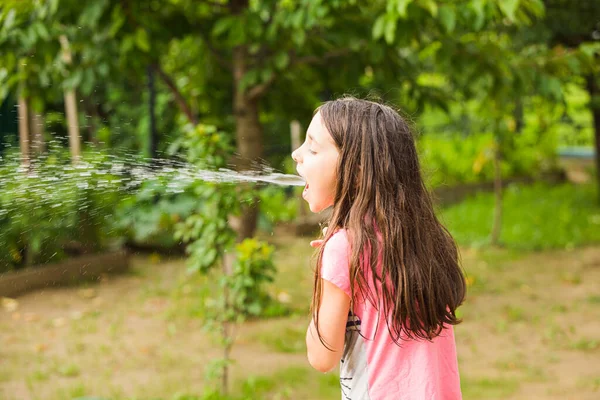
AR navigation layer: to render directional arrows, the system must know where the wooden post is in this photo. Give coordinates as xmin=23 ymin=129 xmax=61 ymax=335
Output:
xmin=17 ymin=92 xmax=29 ymax=168
xmin=59 ymin=35 xmax=81 ymax=164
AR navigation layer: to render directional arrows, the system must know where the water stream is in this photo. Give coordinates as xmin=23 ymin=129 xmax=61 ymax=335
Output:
xmin=0 ymin=146 xmax=305 ymax=235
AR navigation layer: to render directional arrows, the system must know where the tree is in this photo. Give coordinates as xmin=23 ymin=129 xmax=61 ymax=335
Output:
xmin=543 ymin=0 xmax=600 ymax=202
xmin=3 ymin=0 xmax=594 ymax=237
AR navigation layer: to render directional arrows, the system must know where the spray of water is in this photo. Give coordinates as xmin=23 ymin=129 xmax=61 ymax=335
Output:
xmin=0 ymin=146 xmax=304 ymax=207
xmin=0 ymin=144 xmax=304 ymax=266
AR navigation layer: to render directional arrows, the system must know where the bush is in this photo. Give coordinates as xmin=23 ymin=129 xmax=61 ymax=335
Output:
xmin=230 ymin=238 xmax=287 ymax=318
xmin=115 ymin=174 xmax=202 ymax=250
xmin=257 ymin=185 xmax=297 ymax=231
xmin=418 ymin=129 xmax=558 ymax=189
xmin=0 ymin=150 xmax=125 ymax=271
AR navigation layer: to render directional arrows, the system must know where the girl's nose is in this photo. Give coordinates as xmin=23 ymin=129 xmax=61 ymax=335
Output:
xmin=292 ymin=148 xmax=300 ymax=163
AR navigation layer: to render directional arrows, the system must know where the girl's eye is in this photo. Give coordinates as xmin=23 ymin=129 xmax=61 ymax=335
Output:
xmin=309 ymin=149 xmax=317 ymax=155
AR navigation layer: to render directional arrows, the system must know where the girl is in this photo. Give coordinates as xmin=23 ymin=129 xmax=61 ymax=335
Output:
xmin=291 ymin=97 xmax=466 ymax=400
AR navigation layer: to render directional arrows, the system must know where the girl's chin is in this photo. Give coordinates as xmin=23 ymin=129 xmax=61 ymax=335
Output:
xmin=302 ymin=189 xmax=333 ymax=213
xmin=305 ymin=198 xmax=320 ymax=213
xmin=306 ymin=199 xmax=332 ymax=213
xmin=308 ymin=203 xmax=321 ymax=213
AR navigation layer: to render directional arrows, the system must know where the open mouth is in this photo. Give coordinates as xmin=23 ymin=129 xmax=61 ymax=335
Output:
xmin=303 ymin=182 xmax=309 ymax=198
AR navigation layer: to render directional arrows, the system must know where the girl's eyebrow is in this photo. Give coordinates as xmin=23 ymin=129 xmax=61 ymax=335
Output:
xmin=307 ymin=133 xmax=320 ymax=146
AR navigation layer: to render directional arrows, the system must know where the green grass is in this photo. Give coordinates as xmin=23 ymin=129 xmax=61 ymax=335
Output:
xmin=569 ymin=338 xmax=600 ymax=352
xmin=461 ymin=376 xmax=520 ymax=399
xmin=147 ymin=366 xmax=338 ymax=400
xmin=254 ymin=325 xmax=306 ymax=353
xmin=441 ymin=183 xmax=600 ymax=250
xmin=2 ymin=182 xmax=600 ymax=400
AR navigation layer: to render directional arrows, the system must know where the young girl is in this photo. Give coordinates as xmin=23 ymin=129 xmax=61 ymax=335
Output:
xmin=291 ymin=97 xmax=466 ymax=400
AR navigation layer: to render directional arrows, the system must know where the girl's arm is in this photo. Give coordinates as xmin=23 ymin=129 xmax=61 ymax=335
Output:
xmin=306 ymin=279 xmax=351 ymax=373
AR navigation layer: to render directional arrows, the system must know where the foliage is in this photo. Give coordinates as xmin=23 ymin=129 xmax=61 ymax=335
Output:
xmin=440 ymin=182 xmax=600 ymax=250
xmin=3 ymin=0 xmax=590 ymax=154
xmin=555 ymin=82 xmax=596 ymax=147
xmin=115 ymin=174 xmax=200 ymax=249
xmin=172 ymin=123 xmax=281 ymax=395
xmin=419 ymin=130 xmax=556 ymax=188
xmin=0 ymin=148 xmax=124 ymax=271
xmin=172 ymin=124 xmax=239 ymax=273
xmin=418 ymin=93 xmax=563 ymax=188
xmin=228 ymin=238 xmax=278 ymax=318
xmin=257 ymin=186 xmax=297 ymax=231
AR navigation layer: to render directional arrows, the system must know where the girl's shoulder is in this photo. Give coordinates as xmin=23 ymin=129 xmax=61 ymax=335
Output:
xmin=324 ymin=228 xmax=351 ymax=252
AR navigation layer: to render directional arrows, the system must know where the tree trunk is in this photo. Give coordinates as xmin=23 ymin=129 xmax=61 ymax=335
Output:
xmin=60 ymin=35 xmax=81 ymax=164
xmin=586 ymin=74 xmax=600 ymax=204
xmin=17 ymin=93 xmax=29 ymax=169
xmin=231 ymin=46 xmax=262 ymax=240
xmin=491 ymin=144 xmax=503 ymax=246
xmin=30 ymin=110 xmax=45 ymax=156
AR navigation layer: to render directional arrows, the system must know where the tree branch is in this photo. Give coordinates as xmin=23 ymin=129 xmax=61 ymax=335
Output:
xmin=151 ymin=63 xmax=199 ymax=125
xmin=291 ymin=47 xmax=356 ymax=67
xmin=246 ymin=45 xmax=360 ymax=101
xmin=199 ymin=30 xmax=232 ymax=71
xmin=246 ymin=74 xmax=276 ymax=101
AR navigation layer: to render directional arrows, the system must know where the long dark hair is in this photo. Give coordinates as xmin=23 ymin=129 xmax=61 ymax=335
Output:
xmin=311 ymin=96 xmax=466 ymax=345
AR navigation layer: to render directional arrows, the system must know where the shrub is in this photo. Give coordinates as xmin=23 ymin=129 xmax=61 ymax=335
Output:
xmin=0 ymin=149 xmax=124 ymax=271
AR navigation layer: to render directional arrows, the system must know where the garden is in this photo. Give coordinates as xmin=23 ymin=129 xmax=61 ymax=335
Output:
xmin=1 ymin=1 xmax=599 ymax=399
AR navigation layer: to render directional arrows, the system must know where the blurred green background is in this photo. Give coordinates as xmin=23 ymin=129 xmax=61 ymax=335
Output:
xmin=0 ymin=0 xmax=599 ymax=399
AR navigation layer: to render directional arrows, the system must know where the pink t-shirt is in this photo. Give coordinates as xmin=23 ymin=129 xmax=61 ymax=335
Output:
xmin=321 ymin=229 xmax=462 ymax=400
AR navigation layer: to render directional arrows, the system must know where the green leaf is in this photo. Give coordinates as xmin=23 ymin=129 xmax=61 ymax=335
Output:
xmin=228 ymin=21 xmax=246 ymax=46
xmin=579 ymin=43 xmax=600 ymax=59
xmin=3 ymin=9 xmax=16 ymax=32
xmin=34 ymin=23 xmax=50 ymax=41
xmin=63 ymin=70 xmax=83 ymax=90
xmin=418 ymin=0 xmax=438 ymax=17
xmin=274 ymin=52 xmax=289 ymax=70
xmin=522 ymin=0 xmax=544 ymax=18
xmin=498 ymin=0 xmax=519 ymax=23
xmin=109 ymin=6 xmax=125 ymax=37
xmin=212 ymin=16 xmax=234 ymax=37
xmin=438 ymin=6 xmax=456 ymax=33
xmin=79 ymin=0 xmax=108 ymax=28
xmin=470 ymin=0 xmax=485 ymax=30
xmin=372 ymin=15 xmax=386 ymax=40
xmin=384 ymin=17 xmax=396 ymax=44
xmin=397 ymin=0 xmax=413 ymax=18
xmin=49 ymin=0 xmax=59 ymax=15
xmin=120 ymin=35 xmax=135 ymax=54
xmin=292 ymin=30 xmax=306 ymax=46
xmin=291 ymin=9 xmax=305 ymax=29
xmin=261 ymin=68 xmax=273 ymax=83
xmin=97 ymin=62 xmax=109 ymax=77
xmin=246 ymin=302 xmax=262 ymax=316
xmin=135 ymin=28 xmax=150 ymax=52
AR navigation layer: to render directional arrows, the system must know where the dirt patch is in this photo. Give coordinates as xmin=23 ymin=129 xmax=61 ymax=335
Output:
xmin=1 ymin=244 xmax=600 ymax=399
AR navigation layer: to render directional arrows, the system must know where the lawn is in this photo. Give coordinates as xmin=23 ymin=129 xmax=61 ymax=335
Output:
xmin=1 ymin=183 xmax=600 ymax=399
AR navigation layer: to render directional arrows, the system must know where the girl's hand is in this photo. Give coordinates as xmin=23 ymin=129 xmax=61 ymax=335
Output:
xmin=310 ymin=226 xmax=327 ymax=248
